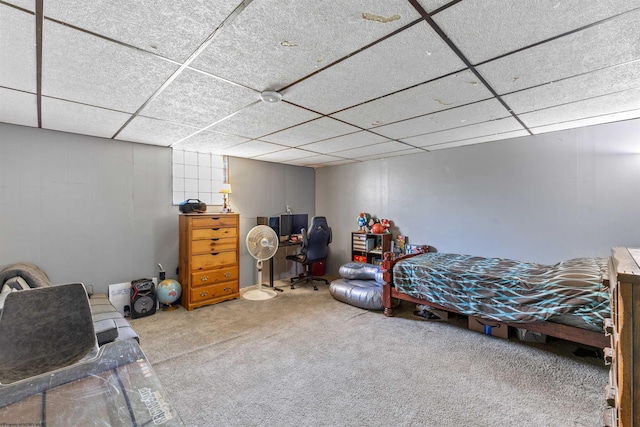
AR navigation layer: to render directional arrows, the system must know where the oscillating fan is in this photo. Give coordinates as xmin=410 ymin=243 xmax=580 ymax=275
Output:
xmin=243 ymin=225 xmax=279 ymax=300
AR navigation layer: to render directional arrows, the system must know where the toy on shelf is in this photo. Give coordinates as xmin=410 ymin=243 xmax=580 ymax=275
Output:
xmin=380 ymin=218 xmax=391 ymax=233
xmin=357 ymin=213 xmax=367 ymax=232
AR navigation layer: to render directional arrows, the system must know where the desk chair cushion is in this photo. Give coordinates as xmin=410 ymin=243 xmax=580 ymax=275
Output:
xmin=0 ymin=283 xmax=98 ymax=384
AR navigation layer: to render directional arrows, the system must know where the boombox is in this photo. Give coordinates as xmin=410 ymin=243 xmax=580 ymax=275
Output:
xmin=179 ymin=199 xmax=207 ymax=213
xmin=130 ymin=278 xmax=156 ymax=319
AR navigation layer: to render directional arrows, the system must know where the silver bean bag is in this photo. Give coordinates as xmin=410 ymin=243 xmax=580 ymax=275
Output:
xmin=329 ymin=278 xmax=384 ymax=310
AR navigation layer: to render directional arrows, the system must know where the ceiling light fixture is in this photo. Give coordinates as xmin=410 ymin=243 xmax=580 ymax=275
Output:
xmin=260 ymin=90 xmax=282 ymax=103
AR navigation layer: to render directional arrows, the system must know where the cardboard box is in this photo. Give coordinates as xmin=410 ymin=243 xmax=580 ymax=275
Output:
xmin=468 ymin=316 xmax=509 ymax=339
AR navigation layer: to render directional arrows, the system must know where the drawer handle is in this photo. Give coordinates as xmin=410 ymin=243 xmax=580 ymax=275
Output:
xmin=211 ymin=228 xmax=220 ymax=231
xmin=211 ymin=217 xmax=220 ymax=220
xmin=200 ymin=276 xmax=209 ymax=282
xmin=224 ymin=272 xmax=231 ymax=278
xmin=224 ymin=287 xmax=231 ymax=292
xmin=211 ymin=252 xmax=219 ymax=256
xmin=211 ymin=238 xmax=219 ymax=241
xmin=200 ymin=291 xmax=209 ymax=297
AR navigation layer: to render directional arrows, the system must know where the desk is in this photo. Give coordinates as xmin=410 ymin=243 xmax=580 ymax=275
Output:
xmin=269 ymin=239 xmax=301 ymax=291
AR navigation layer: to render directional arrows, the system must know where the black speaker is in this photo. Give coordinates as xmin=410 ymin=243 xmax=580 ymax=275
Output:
xmin=130 ymin=278 xmax=156 ymax=319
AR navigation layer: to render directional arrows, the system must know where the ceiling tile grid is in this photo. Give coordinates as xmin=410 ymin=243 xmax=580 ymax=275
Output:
xmin=189 ymin=0 xmax=423 ymax=91
xmin=42 ymin=0 xmax=241 ymax=63
xmin=1 ymin=1 xmax=640 ymax=167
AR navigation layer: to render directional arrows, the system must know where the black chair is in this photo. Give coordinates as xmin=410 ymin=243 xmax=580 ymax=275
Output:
xmin=286 ymin=216 xmax=332 ymax=291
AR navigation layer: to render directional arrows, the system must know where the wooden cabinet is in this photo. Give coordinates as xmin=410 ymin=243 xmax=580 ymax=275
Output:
xmin=351 ymin=232 xmax=391 ymax=264
xmin=179 ymin=213 xmax=240 ymax=310
xmin=604 ymin=247 xmax=640 ymax=426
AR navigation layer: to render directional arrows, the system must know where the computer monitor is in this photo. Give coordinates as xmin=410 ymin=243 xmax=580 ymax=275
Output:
xmin=291 ymin=214 xmax=308 ymax=236
xmin=279 ymin=214 xmax=293 ymax=238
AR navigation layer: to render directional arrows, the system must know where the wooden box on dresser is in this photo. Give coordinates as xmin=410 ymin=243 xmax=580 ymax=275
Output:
xmin=178 ymin=213 xmax=240 ymax=310
xmin=605 ymin=247 xmax=640 ymax=426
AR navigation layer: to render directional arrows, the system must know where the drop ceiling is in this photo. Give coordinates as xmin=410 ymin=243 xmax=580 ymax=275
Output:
xmin=1 ymin=0 xmax=639 ymax=168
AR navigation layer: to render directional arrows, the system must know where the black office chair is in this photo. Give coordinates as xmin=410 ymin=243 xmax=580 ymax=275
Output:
xmin=286 ymin=216 xmax=332 ymax=291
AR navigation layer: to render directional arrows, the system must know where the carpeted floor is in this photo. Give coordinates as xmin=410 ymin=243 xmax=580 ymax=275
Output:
xmin=130 ymin=280 xmax=608 ymax=427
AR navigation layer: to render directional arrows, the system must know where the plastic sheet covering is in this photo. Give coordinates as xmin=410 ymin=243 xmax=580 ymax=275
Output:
xmin=0 ymin=339 xmax=184 ymax=426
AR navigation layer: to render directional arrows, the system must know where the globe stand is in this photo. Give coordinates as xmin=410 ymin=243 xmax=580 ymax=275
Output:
xmin=162 ymin=302 xmax=179 ymax=311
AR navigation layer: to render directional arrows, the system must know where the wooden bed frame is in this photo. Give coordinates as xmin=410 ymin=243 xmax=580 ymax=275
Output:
xmin=381 ymin=251 xmax=609 ymax=349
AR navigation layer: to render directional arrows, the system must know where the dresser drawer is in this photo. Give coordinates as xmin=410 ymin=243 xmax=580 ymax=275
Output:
xmin=191 ymin=252 xmax=237 ymax=270
xmin=191 ymin=227 xmax=237 ymax=240
xmin=191 ymin=216 xmax=237 ymax=229
xmin=191 ymin=237 xmax=237 ymax=254
xmin=190 ymin=281 xmax=239 ymax=304
xmin=192 ymin=267 xmax=238 ymax=286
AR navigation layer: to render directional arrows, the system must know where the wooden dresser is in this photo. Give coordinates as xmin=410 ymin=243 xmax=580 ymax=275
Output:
xmin=178 ymin=213 xmax=240 ymax=310
xmin=605 ymin=247 xmax=640 ymax=426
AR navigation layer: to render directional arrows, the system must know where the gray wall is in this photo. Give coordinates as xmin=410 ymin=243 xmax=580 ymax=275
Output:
xmin=228 ymin=157 xmax=315 ymax=287
xmin=0 ymin=123 xmax=177 ymax=294
xmin=316 ymin=119 xmax=640 ymax=274
xmin=0 ymin=124 xmax=317 ymax=293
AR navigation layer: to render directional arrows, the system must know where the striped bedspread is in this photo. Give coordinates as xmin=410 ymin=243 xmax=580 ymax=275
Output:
xmin=393 ymin=253 xmax=609 ymax=330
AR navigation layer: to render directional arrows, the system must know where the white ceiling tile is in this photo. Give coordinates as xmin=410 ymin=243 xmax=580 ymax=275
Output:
xmin=529 ymin=109 xmax=640 ymax=135
xmin=0 ymin=5 xmax=36 ymax=92
xmin=300 ymin=131 xmax=390 ymax=154
xmin=334 ymin=141 xmax=417 ymax=159
xmin=478 ymin=10 xmax=640 ymax=95
xmin=41 ymin=97 xmax=130 ymax=138
xmin=117 ymin=116 xmax=200 ymax=147
xmin=0 ymin=88 xmax=37 ymax=127
xmin=503 ymin=60 xmax=640 ymax=114
xmin=402 ymin=117 xmax=525 ymax=147
xmin=416 ymin=0 xmax=454 ymax=13
xmin=253 ymin=148 xmax=316 ymax=163
xmin=285 ymin=21 xmax=466 ymax=113
xmin=140 ymin=68 xmax=259 ymax=128
xmin=223 ymin=141 xmax=284 ymax=158
xmin=191 ymin=0 xmax=422 ymax=90
xmin=353 ymin=147 xmax=425 ymax=162
xmin=433 ymin=0 xmax=640 ymax=64
xmin=331 ymin=69 xmax=492 ymax=128
xmin=2 ymin=1 xmax=33 ymax=12
xmin=426 ymin=130 xmax=530 ymax=151
xmin=171 ymin=130 xmax=250 ymax=153
xmin=288 ymin=154 xmax=349 ymax=167
xmin=374 ymin=98 xmax=510 ymax=139
xmin=42 ymin=20 xmax=180 ymax=113
xmin=520 ymin=87 xmax=640 ymax=129
xmin=208 ymin=101 xmax=320 ymax=139
xmin=260 ymin=117 xmax=361 ymax=147
xmin=44 ymin=0 xmax=241 ymax=62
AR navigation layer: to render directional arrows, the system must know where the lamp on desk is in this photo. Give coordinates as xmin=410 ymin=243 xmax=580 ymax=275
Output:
xmin=219 ymin=183 xmax=232 ymax=213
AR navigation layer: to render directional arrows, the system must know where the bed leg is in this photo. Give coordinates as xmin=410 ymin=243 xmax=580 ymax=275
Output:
xmin=384 ymin=307 xmax=394 ymax=317
xmin=382 ymin=282 xmax=394 ymax=317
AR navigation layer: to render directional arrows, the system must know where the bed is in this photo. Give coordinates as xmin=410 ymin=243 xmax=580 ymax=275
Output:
xmin=381 ymin=251 xmax=610 ymax=348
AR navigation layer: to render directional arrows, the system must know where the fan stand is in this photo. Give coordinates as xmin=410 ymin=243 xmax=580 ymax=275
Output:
xmin=243 ymin=260 xmax=278 ymax=300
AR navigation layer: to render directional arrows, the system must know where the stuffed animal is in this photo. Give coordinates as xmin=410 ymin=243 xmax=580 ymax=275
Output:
xmin=380 ymin=218 xmax=391 ymax=232
xmin=357 ymin=213 xmax=367 ymax=232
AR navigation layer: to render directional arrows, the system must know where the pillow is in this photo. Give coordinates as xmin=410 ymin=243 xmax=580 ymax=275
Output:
xmin=3 ymin=276 xmax=30 ymax=291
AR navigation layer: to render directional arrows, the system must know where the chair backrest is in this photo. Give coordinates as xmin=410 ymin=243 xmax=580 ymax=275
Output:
xmin=302 ymin=216 xmax=332 ymax=264
xmin=0 ymin=283 xmax=98 ymax=384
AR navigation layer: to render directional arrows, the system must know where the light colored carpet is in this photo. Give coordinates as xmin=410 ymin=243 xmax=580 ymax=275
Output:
xmin=130 ymin=280 xmax=608 ymax=427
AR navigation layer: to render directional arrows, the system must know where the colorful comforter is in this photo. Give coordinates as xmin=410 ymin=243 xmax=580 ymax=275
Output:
xmin=393 ymin=253 xmax=609 ymax=331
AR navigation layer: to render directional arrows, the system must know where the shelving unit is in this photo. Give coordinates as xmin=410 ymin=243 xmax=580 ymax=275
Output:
xmin=351 ymin=232 xmax=392 ymax=265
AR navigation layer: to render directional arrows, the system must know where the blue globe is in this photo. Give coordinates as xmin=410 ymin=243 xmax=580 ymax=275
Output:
xmin=157 ymin=279 xmax=182 ymax=306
